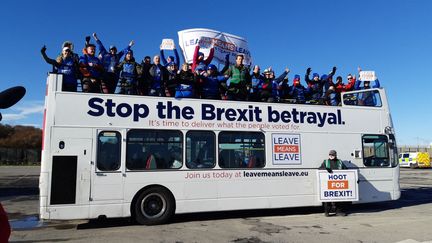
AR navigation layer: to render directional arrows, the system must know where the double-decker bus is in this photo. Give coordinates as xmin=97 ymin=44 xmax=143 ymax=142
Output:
xmin=39 ymin=74 xmax=399 ymax=225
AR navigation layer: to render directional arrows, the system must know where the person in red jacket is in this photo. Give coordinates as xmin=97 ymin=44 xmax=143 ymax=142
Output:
xmin=0 ymin=203 xmax=11 ymax=242
xmin=191 ymin=44 xmax=215 ymax=72
xmin=334 ymin=74 xmax=356 ymax=104
xmin=335 ymin=74 xmax=356 ymax=94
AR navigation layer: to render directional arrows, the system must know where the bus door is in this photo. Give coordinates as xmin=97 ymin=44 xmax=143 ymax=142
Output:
xmin=50 ymin=136 xmax=92 ymax=208
xmin=91 ymin=130 xmax=124 ymax=202
xmin=358 ymin=134 xmax=397 ymax=202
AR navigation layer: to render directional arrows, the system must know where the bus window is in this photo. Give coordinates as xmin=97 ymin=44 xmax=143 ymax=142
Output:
xmin=343 ymin=90 xmax=382 ymax=107
xmin=186 ymin=131 xmax=215 ymax=169
xmin=126 ymin=130 xmax=183 ymax=170
xmin=97 ymin=131 xmax=121 ymax=171
xmin=218 ymin=132 xmax=265 ymax=169
xmin=362 ymin=135 xmax=390 ymax=167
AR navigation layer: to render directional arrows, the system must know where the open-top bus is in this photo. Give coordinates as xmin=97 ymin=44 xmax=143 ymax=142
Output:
xmin=39 ymin=74 xmax=399 ymax=225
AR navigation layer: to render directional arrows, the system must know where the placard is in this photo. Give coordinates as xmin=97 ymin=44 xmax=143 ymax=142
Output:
xmin=272 ymin=133 xmax=301 ymax=165
xmin=160 ymin=39 xmax=175 ymax=50
xmin=317 ymin=170 xmax=359 ymax=202
xmin=359 ymin=71 xmax=376 ymax=81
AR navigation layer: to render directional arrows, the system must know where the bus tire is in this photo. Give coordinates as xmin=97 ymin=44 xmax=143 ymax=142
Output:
xmin=134 ymin=187 xmax=174 ymax=225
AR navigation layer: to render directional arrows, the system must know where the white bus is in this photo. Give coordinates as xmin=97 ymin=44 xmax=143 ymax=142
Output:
xmin=39 ymin=74 xmax=400 ymax=225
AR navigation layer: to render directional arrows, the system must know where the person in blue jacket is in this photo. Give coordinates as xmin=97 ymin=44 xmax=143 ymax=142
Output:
xmin=354 ymin=78 xmax=380 ymax=90
xmin=41 ymin=45 xmax=79 ymax=92
xmin=175 ymin=63 xmax=196 ymax=98
xmin=79 ymin=44 xmax=106 ymax=93
xmin=260 ymin=67 xmax=289 ymax=102
xmin=249 ymin=65 xmax=263 ymax=102
xmin=324 ymin=86 xmax=339 ymax=106
xmin=289 ymin=75 xmax=309 ymax=104
xmin=354 ymin=67 xmax=380 ymax=90
xmin=199 ymin=64 xmax=228 ymax=100
xmin=92 ymin=33 xmax=134 ymax=94
xmin=305 ymin=67 xmax=336 ymax=103
xmin=160 ymin=43 xmax=180 ymax=68
xmin=354 ymin=68 xmax=381 ymax=106
xmin=117 ymin=50 xmax=141 ymax=95
xmin=58 ymin=41 xmax=80 ymax=66
xmin=148 ymin=55 xmax=169 ymax=96
xmin=165 ymin=62 xmax=179 ymax=97
xmin=323 ymin=66 xmax=337 ymax=91
xmin=278 ymin=77 xmax=290 ymax=102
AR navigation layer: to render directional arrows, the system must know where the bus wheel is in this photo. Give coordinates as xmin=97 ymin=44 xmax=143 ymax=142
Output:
xmin=134 ymin=187 xmax=174 ymax=225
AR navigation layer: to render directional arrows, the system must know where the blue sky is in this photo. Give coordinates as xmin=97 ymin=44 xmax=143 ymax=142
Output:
xmin=0 ymin=0 xmax=431 ymax=146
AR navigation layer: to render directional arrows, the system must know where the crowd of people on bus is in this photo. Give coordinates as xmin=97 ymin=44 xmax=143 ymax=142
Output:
xmin=41 ymin=33 xmax=381 ymax=106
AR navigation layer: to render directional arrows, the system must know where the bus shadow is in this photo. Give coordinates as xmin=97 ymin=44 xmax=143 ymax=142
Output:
xmin=77 ymin=206 xmax=324 ymax=230
xmin=76 ymin=186 xmax=432 ymax=229
xmin=348 ymin=186 xmax=432 ymax=214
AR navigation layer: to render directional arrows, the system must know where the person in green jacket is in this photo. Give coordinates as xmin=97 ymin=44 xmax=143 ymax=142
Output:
xmin=319 ymin=150 xmax=348 ymax=217
xmin=224 ymin=54 xmax=251 ymax=101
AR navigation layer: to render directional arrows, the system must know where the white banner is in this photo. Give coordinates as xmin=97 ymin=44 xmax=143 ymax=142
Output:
xmin=160 ymin=39 xmax=175 ymax=50
xmin=359 ymin=71 xmax=376 ymax=81
xmin=317 ymin=170 xmax=359 ymax=202
xmin=178 ymin=28 xmax=252 ymax=66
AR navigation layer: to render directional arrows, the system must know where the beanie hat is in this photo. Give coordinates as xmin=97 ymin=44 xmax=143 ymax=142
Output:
xmin=207 ymin=64 xmax=217 ymax=70
xmin=168 ymin=55 xmax=175 ymax=61
xmin=313 ymin=73 xmax=319 ymax=78
xmin=198 ymin=52 xmax=204 ymax=57
xmin=263 ymin=67 xmax=273 ymax=74
xmin=336 ymin=76 xmax=342 ymax=83
xmin=62 ymin=41 xmax=73 ymax=48
xmin=321 ymin=74 xmax=328 ymax=80
xmin=294 ymin=74 xmax=300 ymax=80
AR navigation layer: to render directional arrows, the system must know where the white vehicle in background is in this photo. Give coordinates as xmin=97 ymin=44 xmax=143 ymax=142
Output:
xmin=399 ymin=152 xmax=431 ymax=168
xmin=39 ymin=74 xmax=400 ymax=225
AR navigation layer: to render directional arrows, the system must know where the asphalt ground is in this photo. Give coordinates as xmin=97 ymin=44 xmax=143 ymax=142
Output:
xmin=1 ymin=166 xmax=432 ymax=243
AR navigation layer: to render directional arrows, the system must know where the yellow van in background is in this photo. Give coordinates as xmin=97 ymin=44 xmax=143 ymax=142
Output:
xmin=399 ymin=152 xmax=431 ymax=168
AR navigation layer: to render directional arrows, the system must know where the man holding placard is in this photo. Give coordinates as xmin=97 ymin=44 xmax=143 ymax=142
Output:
xmin=355 ymin=67 xmax=380 ymax=90
xmin=354 ymin=67 xmax=381 ymax=106
xmin=319 ymin=150 xmax=348 ymax=217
